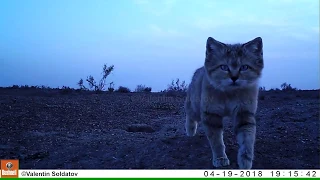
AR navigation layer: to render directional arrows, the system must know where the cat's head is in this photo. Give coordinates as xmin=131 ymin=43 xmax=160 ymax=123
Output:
xmin=204 ymin=37 xmax=264 ymax=91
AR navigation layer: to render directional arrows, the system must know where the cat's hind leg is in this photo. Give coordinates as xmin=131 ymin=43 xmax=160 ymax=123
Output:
xmin=185 ymin=114 xmax=199 ymax=136
xmin=185 ymin=100 xmax=199 ymax=136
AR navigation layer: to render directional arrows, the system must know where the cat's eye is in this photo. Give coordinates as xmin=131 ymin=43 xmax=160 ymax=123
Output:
xmin=220 ymin=65 xmax=229 ymax=71
xmin=240 ymin=65 xmax=249 ymax=71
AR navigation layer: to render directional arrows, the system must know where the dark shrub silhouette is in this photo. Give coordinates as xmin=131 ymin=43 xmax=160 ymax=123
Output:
xmin=78 ymin=64 xmax=114 ymax=92
xmin=116 ymin=86 xmax=131 ymax=93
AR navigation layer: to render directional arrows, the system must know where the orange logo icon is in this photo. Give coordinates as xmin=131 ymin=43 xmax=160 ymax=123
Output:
xmin=1 ymin=159 xmax=19 ymax=178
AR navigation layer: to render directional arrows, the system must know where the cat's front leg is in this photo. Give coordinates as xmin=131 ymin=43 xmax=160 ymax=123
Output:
xmin=202 ymin=112 xmax=230 ymax=168
xmin=234 ymin=111 xmax=256 ymax=169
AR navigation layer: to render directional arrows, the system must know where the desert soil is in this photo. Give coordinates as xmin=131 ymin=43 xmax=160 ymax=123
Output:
xmin=0 ymin=89 xmax=319 ymax=169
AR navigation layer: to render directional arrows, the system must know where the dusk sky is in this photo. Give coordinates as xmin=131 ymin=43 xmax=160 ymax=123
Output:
xmin=1 ymin=0 xmax=319 ymax=91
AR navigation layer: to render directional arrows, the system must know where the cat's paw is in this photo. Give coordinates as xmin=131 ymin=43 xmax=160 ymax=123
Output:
xmin=213 ymin=157 xmax=230 ymax=167
xmin=185 ymin=120 xmax=197 ymax=136
xmin=238 ymin=156 xmax=252 ymax=169
xmin=237 ymin=148 xmax=253 ymax=169
xmin=238 ymin=158 xmax=252 ymax=169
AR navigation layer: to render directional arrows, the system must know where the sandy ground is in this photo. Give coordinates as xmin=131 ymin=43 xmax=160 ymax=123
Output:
xmin=0 ymin=88 xmax=319 ymax=169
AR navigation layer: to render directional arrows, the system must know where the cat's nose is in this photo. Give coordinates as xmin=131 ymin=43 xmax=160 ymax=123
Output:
xmin=231 ymin=76 xmax=238 ymax=82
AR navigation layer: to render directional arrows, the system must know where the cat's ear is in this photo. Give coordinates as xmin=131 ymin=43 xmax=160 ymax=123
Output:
xmin=243 ymin=37 xmax=263 ymax=56
xmin=206 ymin=37 xmax=226 ymax=54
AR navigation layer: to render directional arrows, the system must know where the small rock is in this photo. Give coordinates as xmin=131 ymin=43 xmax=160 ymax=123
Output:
xmin=127 ymin=124 xmax=155 ymax=133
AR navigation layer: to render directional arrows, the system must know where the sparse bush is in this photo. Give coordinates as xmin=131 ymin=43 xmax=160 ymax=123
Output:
xmin=135 ymin=84 xmax=152 ymax=93
xmin=162 ymin=78 xmax=188 ymax=97
xmin=61 ymin=86 xmax=73 ymax=95
xmin=7 ymin=85 xmax=55 ymax=90
xmin=77 ymin=79 xmax=88 ymax=90
xmin=20 ymin=85 xmax=29 ymax=89
xmin=116 ymin=86 xmax=131 ymax=93
xmin=39 ymin=85 xmax=53 ymax=90
xmin=144 ymin=87 xmax=152 ymax=92
xmin=280 ymin=82 xmax=297 ymax=91
xmin=166 ymin=78 xmax=188 ymax=92
xmin=269 ymin=88 xmax=281 ymax=93
xmin=259 ymin=86 xmax=266 ymax=91
xmin=108 ymin=82 xmax=115 ymax=92
xmin=11 ymin=85 xmax=19 ymax=89
xmin=78 ymin=64 xmax=114 ymax=92
xmin=135 ymin=84 xmax=146 ymax=92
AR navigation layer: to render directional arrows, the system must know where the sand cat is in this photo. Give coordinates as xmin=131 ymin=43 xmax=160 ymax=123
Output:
xmin=184 ymin=37 xmax=264 ymax=169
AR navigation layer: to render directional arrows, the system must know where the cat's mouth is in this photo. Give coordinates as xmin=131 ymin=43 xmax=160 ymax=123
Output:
xmin=230 ymin=82 xmax=239 ymax=86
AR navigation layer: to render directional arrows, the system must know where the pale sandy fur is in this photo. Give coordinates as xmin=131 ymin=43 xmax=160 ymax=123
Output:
xmin=185 ymin=37 xmax=264 ymax=169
